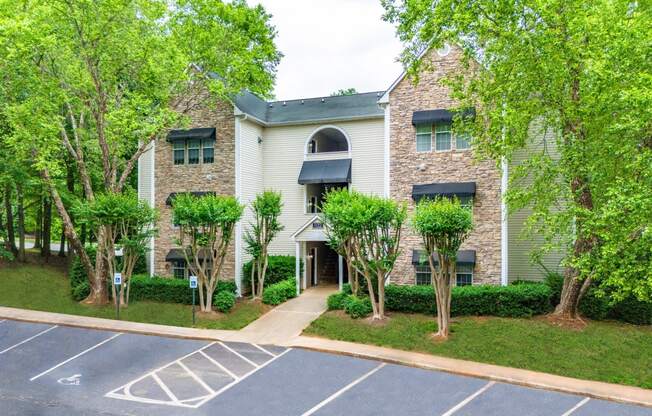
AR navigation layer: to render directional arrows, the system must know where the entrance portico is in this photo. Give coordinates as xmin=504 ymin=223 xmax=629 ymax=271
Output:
xmin=292 ymin=215 xmax=345 ymax=295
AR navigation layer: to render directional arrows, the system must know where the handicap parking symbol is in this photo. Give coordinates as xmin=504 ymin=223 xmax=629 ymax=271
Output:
xmin=57 ymin=374 xmax=81 ymax=386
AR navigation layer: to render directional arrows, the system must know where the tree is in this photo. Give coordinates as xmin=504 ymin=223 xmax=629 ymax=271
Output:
xmin=0 ymin=0 xmax=280 ymax=304
xmin=76 ymin=192 xmax=157 ymax=306
xmin=244 ymin=191 xmax=284 ymax=299
xmin=172 ymin=194 xmax=243 ymax=312
xmin=330 ymin=88 xmax=358 ymax=96
xmin=413 ymin=198 xmax=473 ymax=339
xmin=323 ymin=189 xmax=360 ymax=296
xmin=322 ymin=189 xmax=406 ymax=320
xmin=382 ymin=0 xmax=652 ymax=318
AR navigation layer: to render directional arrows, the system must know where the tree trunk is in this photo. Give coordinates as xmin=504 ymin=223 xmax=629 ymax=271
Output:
xmin=16 ymin=183 xmax=26 ymax=262
xmin=41 ymin=196 xmax=51 ymax=260
xmin=58 ymin=224 xmax=66 ymax=257
xmin=4 ymin=184 xmax=17 ymax=255
xmin=34 ymin=195 xmax=42 ymax=249
xmin=84 ymin=226 xmax=109 ymax=305
xmin=553 ymin=176 xmax=596 ymax=319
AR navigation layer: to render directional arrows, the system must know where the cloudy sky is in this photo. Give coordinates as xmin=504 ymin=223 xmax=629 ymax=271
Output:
xmin=253 ymin=0 xmax=404 ymax=100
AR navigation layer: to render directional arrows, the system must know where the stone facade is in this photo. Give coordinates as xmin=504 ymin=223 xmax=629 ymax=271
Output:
xmin=388 ymin=47 xmax=502 ymax=285
xmin=153 ymin=98 xmax=236 ymax=279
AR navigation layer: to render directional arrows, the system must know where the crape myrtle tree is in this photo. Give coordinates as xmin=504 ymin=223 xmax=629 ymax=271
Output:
xmin=0 ymin=0 xmax=281 ymax=304
xmin=75 ymin=192 xmax=157 ymax=306
xmin=172 ymin=194 xmax=244 ymax=312
xmin=382 ymin=0 xmax=652 ymax=318
xmin=322 ymin=189 xmax=406 ymax=320
xmin=413 ymin=198 xmax=473 ymax=339
xmin=244 ymin=191 xmax=284 ymax=300
xmin=323 ymin=189 xmax=360 ymax=297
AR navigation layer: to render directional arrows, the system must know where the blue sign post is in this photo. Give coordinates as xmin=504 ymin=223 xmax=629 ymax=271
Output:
xmin=189 ymin=276 xmax=198 ymax=326
xmin=114 ymin=273 xmax=122 ymax=320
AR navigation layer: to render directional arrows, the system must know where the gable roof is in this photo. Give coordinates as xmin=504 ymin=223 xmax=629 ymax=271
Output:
xmin=233 ymin=91 xmax=385 ymax=126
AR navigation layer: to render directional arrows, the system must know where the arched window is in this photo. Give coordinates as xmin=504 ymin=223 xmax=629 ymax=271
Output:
xmin=306 ymin=126 xmax=350 ymax=154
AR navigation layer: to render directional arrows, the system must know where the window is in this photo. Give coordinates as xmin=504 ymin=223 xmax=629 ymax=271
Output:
xmin=415 ymin=125 xmax=432 ymax=152
xmin=202 ymin=140 xmax=214 ymax=163
xmin=173 ymin=142 xmax=185 ymax=165
xmin=435 ymin=123 xmax=452 ymax=151
xmin=308 ymin=196 xmax=318 ymax=214
xmin=172 ymin=260 xmax=186 ymax=279
xmin=456 ymin=132 xmax=471 ymax=150
xmin=458 ymin=196 xmax=474 ymax=208
xmin=456 ymin=264 xmax=474 ymax=286
xmin=187 ymin=139 xmax=200 ymax=164
xmin=415 ymin=265 xmax=431 ymax=285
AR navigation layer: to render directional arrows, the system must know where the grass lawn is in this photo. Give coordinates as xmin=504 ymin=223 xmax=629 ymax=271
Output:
xmin=305 ymin=310 xmax=652 ymax=389
xmin=0 ymin=263 xmax=266 ymax=330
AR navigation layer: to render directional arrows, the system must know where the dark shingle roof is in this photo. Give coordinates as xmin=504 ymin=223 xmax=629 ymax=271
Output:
xmin=233 ymin=91 xmax=385 ymax=125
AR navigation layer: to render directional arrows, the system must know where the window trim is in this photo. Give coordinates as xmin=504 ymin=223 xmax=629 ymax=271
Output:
xmin=434 ymin=122 xmax=452 ymax=152
xmin=202 ymin=139 xmax=214 ymax=163
xmin=415 ymin=124 xmax=432 ymax=153
xmin=173 ymin=141 xmax=186 ymax=165
xmin=455 ymin=132 xmax=472 ymax=151
xmin=414 ymin=263 xmax=474 ymax=286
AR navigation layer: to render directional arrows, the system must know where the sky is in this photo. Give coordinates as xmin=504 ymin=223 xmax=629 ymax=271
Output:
xmin=253 ymin=0 xmax=404 ymax=100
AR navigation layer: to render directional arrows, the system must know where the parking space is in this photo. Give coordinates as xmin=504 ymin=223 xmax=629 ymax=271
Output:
xmin=0 ymin=319 xmax=650 ymax=416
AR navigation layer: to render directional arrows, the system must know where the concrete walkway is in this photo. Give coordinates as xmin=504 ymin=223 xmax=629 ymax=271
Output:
xmin=236 ymin=285 xmax=336 ymax=344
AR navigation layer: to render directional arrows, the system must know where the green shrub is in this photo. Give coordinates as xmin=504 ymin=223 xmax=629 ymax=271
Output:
xmin=262 ymin=278 xmax=296 ymax=305
xmin=377 ymin=283 xmax=552 ymax=317
xmin=327 ymin=291 xmax=349 ymax=310
xmin=72 ymin=281 xmax=90 ymax=301
xmin=578 ymin=288 xmax=610 ymax=320
xmin=128 ymin=275 xmax=237 ymax=305
xmin=243 ymin=256 xmax=302 ymax=291
xmin=544 ymin=272 xmax=564 ymax=306
xmin=343 ymin=295 xmax=372 ymax=319
xmin=610 ymin=296 xmax=652 ymax=325
xmin=214 ymin=290 xmax=236 ymax=313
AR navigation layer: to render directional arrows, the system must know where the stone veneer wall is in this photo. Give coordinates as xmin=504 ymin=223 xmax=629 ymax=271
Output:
xmin=388 ymin=47 xmax=502 ymax=285
xmin=153 ymin=98 xmax=236 ymax=279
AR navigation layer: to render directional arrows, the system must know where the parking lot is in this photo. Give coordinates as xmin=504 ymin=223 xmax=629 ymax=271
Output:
xmin=0 ymin=318 xmax=650 ymax=416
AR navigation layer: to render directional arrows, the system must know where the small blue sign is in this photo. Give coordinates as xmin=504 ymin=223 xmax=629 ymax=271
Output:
xmin=189 ymin=276 xmax=198 ymax=289
xmin=114 ymin=273 xmax=122 ymax=285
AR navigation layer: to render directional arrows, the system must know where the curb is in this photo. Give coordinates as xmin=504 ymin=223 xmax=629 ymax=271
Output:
xmin=288 ymin=335 xmax=652 ymax=409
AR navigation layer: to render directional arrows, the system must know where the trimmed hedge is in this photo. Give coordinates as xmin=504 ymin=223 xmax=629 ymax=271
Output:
xmin=327 ymin=291 xmax=349 ymax=310
xmin=331 ymin=283 xmax=552 ymax=318
xmin=242 ymin=256 xmax=302 ymax=290
xmin=262 ymin=278 xmax=296 ymax=305
xmin=128 ymin=275 xmax=237 ymax=305
xmin=545 ymin=273 xmax=652 ymax=325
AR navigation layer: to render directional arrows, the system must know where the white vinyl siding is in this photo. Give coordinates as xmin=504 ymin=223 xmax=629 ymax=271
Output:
xmin=415 ymin=125 xmax=432 ymax=152
xmin=262 ymin=119 xmax=385 ymax=256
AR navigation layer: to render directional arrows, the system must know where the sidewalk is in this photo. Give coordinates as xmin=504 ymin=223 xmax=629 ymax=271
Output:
xmin=1 ymin=301 xmax=650 ymax=408
xmin=235 ymin=285 xmax=336 ymax=344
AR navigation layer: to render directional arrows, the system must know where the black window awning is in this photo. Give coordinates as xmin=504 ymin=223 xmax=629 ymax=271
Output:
xmin=165 ymin=191 xmax=215 ymax=206
xmin=298 ymin=159 xmax=352 ymax=185
xmin=166 ymin=127 xmax=216 ymax=142
xmin=412 ymin=108 xmax=476 ymax=125
xmin=412 ymin=249 xmax=476 ymax=266
xmin=412 ymin=182 xmax=476 ymax=202
xmin=165 ymin=248 xmax=211 ymax=262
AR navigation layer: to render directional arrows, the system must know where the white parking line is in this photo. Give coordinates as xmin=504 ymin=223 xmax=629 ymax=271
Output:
xmin=252 ymin=343 xmax=276 ymax=357
xmin=152 ymin=372 xmax=181 ymax=403
xmin=561 ymin=397 xmax=590 ymax=416
xmin=199 ymin=350 xmax=239 ymax=380
xmin=0 ymin=319 xmax=6 ymax=324
xmin=300 ymin=363 xmax=386 ymax=416
xmin=219 ymin=342 xmax=260 ymax=368
xmin=440 ymin=381 xmax=496 ymax=416
xmin=177 ymin=360 xmax=215 ymax=394
xmin=29 ymin=333 xmax=122 ymax=381
xmin=0 ymin=325 xmax=58 ymax=355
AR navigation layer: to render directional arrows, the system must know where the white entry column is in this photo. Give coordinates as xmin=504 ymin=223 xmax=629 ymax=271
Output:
xmin=295 ymin=241 xmax=301 ymax=296
xmin=338 ymin=255 xmax=344 ymax=291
